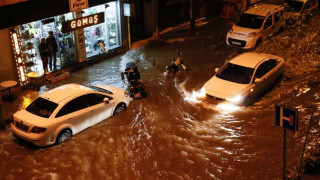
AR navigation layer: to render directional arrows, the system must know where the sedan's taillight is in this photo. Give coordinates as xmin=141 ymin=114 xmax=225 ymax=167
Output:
xmin=31 ymin=126 xmax=47 ymax=133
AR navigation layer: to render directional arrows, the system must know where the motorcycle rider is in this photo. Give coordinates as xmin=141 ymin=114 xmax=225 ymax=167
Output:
xmin=124 ymin=62 xmax=146 ymax=99
xmin=164 ymin=50 xmax=187 ymax=76
xmin=126 ymin=63 xmax=142 ymax=87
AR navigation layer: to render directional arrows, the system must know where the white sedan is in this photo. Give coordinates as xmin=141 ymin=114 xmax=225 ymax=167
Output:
xmin=11 ymin=84 xmax=130 ymax=146
xmin=203 ymin=52 xmax=285 ymax=106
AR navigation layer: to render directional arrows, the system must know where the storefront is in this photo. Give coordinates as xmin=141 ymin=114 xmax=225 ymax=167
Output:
xmin=16 ymin=1 xmax=122 ymax=76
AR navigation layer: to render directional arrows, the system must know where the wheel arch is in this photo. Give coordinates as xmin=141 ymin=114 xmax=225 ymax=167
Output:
xmin=51 ymin=124 xmax=74 ymax=143
xmin=113 ymin=102 xmax=127 ymax=114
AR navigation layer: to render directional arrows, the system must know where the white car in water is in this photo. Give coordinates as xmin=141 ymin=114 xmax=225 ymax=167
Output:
xmin=203 ymin=52 xmax=285 ymax=105
xmin=11 ymin=84 xmax=130 ymax=146
xmin=226 ymin=3 xmax=285 ymax=49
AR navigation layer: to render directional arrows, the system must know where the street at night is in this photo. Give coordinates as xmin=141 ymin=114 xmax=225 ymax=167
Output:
xmin=1 ymin=10 xmax=320 ymax=179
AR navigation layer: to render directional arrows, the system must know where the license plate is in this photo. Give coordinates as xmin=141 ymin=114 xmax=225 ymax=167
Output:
xmin=232 ymin=41 xmax=241 ymax=45
xmin=16 ymin=122 xmax=29 ymax=131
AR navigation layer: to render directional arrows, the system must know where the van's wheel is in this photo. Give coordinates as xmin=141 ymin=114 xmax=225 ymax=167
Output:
xmin=113 ymin=103 xmax=127 ymax=115
xmin=56 ymin=129 xmax=72 ymax=144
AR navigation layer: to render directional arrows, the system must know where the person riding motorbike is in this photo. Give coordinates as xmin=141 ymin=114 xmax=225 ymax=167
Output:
xmin=164 ymin=50 xmax=187 ymax=76
xmin=122 ymin=62 xmax=147 ymax=99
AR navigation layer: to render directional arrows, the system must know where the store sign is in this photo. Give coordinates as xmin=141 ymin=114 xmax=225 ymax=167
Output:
xmin=9 ymin=28 xmax=28 ymax=86
xmin=61 ymin=12 xmax=105 ymax=33
xmin=69 ymin=0 xmax=88 ymax=12
xmin=124 ymin=3 xmax=135 ymax=17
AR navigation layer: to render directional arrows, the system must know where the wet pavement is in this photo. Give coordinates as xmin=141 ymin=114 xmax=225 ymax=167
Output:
xmin=1 ymin=15 xmax=320 ymax=179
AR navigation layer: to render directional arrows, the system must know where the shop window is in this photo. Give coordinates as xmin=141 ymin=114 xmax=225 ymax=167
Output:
xmin=19 ymin=13 xmax=77 ymax=74
xmin=56 ymin=13 xmax=77 ymax=68
xmin=83 ymin=2 xmax=121 ymax=58
xmin=19 ymin=23 xmax=41 ymax=73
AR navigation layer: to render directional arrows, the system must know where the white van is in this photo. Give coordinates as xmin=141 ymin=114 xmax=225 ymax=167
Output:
xmin=226 ymin=3 xmax=286 ymax=49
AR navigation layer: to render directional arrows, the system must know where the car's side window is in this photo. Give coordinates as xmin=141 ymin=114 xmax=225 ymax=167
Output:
xmin=254 ymin=60 xmax=277 ymax=79
xmin=280 ymin=10 xmax=284 ymax=16
xmin=264 ymin=15 xmax=273 ymax=29
xmin=309 ymin=0 xmax=316 ymax=7
xmin=56 ymin=95 xmax=89 ymax=118
xmin=304 ymin=1 xmax=310 ymax=9
xmin=274 ymin=12 xmax=281 ymax=23
xmin=86 ymin=93 xmax=109 ymax=107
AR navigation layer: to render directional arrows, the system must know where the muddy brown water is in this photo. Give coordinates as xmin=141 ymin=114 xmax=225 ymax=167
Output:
xmin=1 ymin=17 xmax=320 ymax=179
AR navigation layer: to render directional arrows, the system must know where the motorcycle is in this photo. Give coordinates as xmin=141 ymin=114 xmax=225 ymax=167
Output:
xmin=121 ymin=62 xmax=147 ymax=99
xmin=164 ymin=50 xmax=188 ymax=77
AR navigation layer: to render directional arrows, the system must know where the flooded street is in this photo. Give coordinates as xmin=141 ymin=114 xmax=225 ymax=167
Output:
xmin=1 ymin=15 xmax=320 ymax=179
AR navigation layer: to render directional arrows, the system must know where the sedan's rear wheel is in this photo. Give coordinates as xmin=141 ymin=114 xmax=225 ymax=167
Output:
xmin=56 ymin=129 xmax=71 ymax=144
xmin=113 ymin=104 xmax=127 ymax=115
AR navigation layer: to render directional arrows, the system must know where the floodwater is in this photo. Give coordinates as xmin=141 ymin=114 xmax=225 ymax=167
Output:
xmin=1 ymin=16 xmax=320 ymax=179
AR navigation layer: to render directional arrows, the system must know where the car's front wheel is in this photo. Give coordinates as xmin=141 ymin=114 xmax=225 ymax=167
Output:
xmin=243 ymin=96 xmax=254 ymax=107
xmin=113 ymin=103 xmax=127 ymax=115
xmin=56 ymin=129 xmax=72 ymax=144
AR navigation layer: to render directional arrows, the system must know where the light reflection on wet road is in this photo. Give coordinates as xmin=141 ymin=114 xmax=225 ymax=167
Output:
xmin=1 ymin=16 xmax=320 ymax=179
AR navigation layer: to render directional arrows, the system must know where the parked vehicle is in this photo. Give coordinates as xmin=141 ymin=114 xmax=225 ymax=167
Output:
xmin=284 ymin=0 xmax=318 ymax=27
xmin=203 ymin=52 xmax=285 ymax=106
xmin=226 ymin=3 xmax=286 ymax=49
xmin=11 ymin=83 xmax=130 ymax=146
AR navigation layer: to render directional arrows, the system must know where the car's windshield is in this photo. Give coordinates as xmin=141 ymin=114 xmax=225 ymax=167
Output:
xmin=216 ymin=63 xmax=254 ymax=84
xmin=236 ymin=13 xmax=265 ymax=29
xmin=26 ymin=97 xmax=58 ymax=118
xmin=88 ymin=85 xmax=113 ymax=95
xmin=285 ymin=1 xmax=304 ymax=12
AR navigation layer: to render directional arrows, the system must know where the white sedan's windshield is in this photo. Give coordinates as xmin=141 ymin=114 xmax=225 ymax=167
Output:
xmin=236 ymin=14 xmax=265 ymax=29
xmin=216 ymin=63 xmax=254 ymax=84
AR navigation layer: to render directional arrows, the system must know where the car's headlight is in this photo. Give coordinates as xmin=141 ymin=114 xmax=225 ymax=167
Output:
xmin=247 ymin=32 xmax=257 ymax=37
xmin=228 ymin=28 xmax=233 ymax=34
xmin=226 ymin=95 xmax=243 ymax=103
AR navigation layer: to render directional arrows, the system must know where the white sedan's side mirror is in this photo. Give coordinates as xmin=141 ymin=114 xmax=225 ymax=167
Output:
xmin=254 ymin=78 xmax=262 ymax=83
xmin=215 ymin=68 xmax=219 ymax=73
xmin=103 ymin=97 xmax=110 ymax=104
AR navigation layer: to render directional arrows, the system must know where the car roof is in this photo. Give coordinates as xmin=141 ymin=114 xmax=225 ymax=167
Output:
xmin=246 ymin=4 xmax=283 ymax=16
xmin=229 ymin=52 xmax=273 ymax=68
xmin=40 ymin=84 xmax=90 ymax=103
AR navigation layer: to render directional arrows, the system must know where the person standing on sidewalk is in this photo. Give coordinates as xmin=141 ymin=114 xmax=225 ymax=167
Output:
xmin=38 ymin=37 xmax=50 ymax=74
xmin=46 ymin=31 xmax=58 ymax=72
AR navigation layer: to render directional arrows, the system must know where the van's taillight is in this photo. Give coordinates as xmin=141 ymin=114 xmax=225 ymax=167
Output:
xmin=31 ymin=126 xmax=47 ymax=133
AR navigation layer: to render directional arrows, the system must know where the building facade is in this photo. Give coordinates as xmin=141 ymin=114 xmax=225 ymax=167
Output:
xmin=0 ymin=0 xmax=127 ymax=86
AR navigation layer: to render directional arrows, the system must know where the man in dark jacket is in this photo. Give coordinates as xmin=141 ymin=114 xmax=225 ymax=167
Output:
xmin=38 ymin=38 xmax=50 ymax=74
xmin=46 ymin=31 xmax=58 ymax=71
